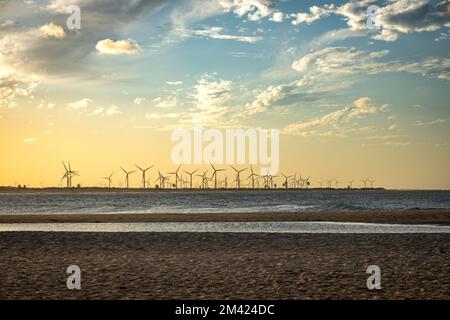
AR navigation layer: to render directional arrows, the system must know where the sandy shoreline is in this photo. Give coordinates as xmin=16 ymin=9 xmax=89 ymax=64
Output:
xmin=0 ymin=232 xmax=449 ymax=299
xmin=0 ymin=210 xmax=449 ymax=225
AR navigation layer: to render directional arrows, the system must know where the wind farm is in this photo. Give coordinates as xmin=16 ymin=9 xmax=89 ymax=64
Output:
xmin=2 ymin=160 xmax=384 ymax=192
xmin=0 ymin=160 xmax=384 ymax=191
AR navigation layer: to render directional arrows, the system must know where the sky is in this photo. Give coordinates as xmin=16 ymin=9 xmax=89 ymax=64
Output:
xmin=0 ymin=0 xmax=449 ymax=189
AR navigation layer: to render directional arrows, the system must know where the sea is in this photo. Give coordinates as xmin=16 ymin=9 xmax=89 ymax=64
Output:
xmin=0 ymin=189 xmax=449 ymax=215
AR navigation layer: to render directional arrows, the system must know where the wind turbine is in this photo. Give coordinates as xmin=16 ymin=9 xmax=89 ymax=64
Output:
xmin=247 ymin=165 xmax=258 ymax=189
xmin=103 ymin=172 xmax=113 ymax=188
xmin=61 ymin=161 xmax=79 ymax=188
xmin=369 ymin=179 xmax=375 ymax=189
xmin=135 ymin=164 xmax=153 ymax=188
xmin=281 ymin=173 xmax=292 ymax=189
xmin=326 ymin=179 xmax=333 ymax=189
xmin=334 ymin=179 xmax=340 ymax=189
xmin=231 ymin=165 xmax=247 ymax=189
xmin=168 ymin=165 xmax=182 ymax=189
xmin=361 ymin=179 xmax=368 ymax=188
xmin=304 ymin=176 xmax=311 ymax=188
xmin=348 ymin=180 xmax=354 ymax=189
xmin=196 ymin=170 xmax=209 ymax=189
xmin=121 ymin=167 xmax=136 ymax=188
xmin=270 ymin=174 xmax=278 ymax=188
xmin=210 ymin=163 xmax=225 ymax=189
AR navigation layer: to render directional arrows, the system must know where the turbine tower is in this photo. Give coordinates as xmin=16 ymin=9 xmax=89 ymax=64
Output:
xmin=168 ymin=165 xmax=182 ymax=189
xmin=361 ymin=179 xmax=368 ymax=188
xmin=135 ymin=164 xmax=153 ymax=188
xmin=210 ymin=163 xmax=225 ymax=189
xmin=121 ymin=167 xmax=135 ymax=188
xmin=61 ymin=161 xmax=79 ymax=188
xmin=281 ymin=173 xmax=292 ymax=189
xmin=247 ymin=165 xmax=258 ymax=189
xmin=103 ymin=172 xmax=113 ymax=188
xmin=231 ymin=165 xmax=247 ymax=189
xmin=183 ymin=169 xmax=198 ymax=189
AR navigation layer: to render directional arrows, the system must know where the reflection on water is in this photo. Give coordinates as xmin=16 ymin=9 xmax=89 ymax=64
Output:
xmin=0 ymin=221 xmax=449 ymax=233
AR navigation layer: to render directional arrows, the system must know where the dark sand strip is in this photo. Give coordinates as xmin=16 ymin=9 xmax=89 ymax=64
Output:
xmin=0 ymin=232 xmax=449 ymax=299
xmin=0 ymin=210 xmax=449 ymax=225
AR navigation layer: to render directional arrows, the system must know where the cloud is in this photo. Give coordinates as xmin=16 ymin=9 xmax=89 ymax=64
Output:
xmin=67 ymin=98 xmax=93 ymax=109
xmin=192 ymin=74 xmax=232 ymax=111
xmin=37 ymin=102 xmax=56 ymax=109
xmin=152 ymin=96 xmax=178 ymax=108
xmin=95 ymin=38 xmax=141 ymax=55
xmin=105 ymin=104 xmax=121 ymax=116
xmin=413 ymin=118 xmax=449 ymax=126
xmin=282 ymin=97 xmax=380 ymax=136
xmin=243 ymin=79 xmax=308 ymax=116
xmin=145 ymin=112 xmax=179 ymax=119
xmin=133 ymin=97 xmax=146 ymax=105
xmin=36 ymin=22 xmax=66 ymax=39
xmin=270 ymin=11 xmax=285 ymax=22
xmin=291 ymin=4 xmax=336 ymax=25
xmin=0 ymin=69 xmax=39 ymax=108
xmin=22 ymin=137 xmax=37 ymax=143
xmin=290 ymin=0 xmax=450 ymax=41
xmin=188 ymin=27 xmax=263 ymax=43
xmin=291 ymin=46 xmax=450 ymax=80
xmin=219 ymin=0 xmax=276 ymax=21
xmin=166 ymin=81 xmax=183 ymax=85
xmin=90 ymin=104 xmax=122 ymax=116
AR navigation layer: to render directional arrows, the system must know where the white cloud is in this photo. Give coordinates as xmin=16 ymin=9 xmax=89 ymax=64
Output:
xmin=145 ymin=112 xmax=179 ymax=119
xmin=290 ymin=0 xmax=450 ymax=42
xmin=282 ymin=97 xmax=379 ymax=136
xmin=106 ymin=104 xmax=121 ymax=116
xmin=166 ymin=81 xmax=183 ymax=86
xmin=152 ymin=96 xmax=178 ymax=109
xmin=291 ymin=4 xmax=336 ymax=25
xmin=0 ymin=69 xmax=39 ymax=108
xmin=270 ymin=11 xmax=285 ymax=22
xmin=37 ymin=102 xmax=55 ymax=109
xmin=291 ymin=47 xmax=450 ymax=80
xmin=67 ymin=98 xmax=93 ymax=109
xmin=133 ymin=97 xmax=146 ymax=105
xmin=190 ymin=27 xmax=263 ymax=43
xmin=219 ymin=0 xmax=275 ymax=21
xmin=192 ymin=74 xmax=232 ymax=111
xmin=95 ymin=39 xmax=141 ymax=55
xmin=413 ymin=118 xmax=449 ymax=126
xmin=36 ymin=22 xmax=65 ymax=39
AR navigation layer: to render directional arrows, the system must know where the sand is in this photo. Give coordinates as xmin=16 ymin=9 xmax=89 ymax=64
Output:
xmin=0 ymin=209 xmax=449 ymax=225
xmin=0 ymin=232 xmax=449 ymax=300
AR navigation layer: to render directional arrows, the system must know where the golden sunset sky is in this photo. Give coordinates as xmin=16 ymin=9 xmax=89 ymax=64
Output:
xmin=1 ymin=0 xmax=449 ymax=189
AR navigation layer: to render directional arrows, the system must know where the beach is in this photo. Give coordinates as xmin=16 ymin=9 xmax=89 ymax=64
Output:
xmin=1 ymin=210 xmax=449 ymax=299
xmin=0 ymin=231 xmax=449 ymax=299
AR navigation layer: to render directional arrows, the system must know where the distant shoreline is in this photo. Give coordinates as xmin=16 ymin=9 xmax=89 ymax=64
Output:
xmin=0 ymin=186 xmax=406 ymax=192
xmin=1 ymin=210 xmax=449 ymax=225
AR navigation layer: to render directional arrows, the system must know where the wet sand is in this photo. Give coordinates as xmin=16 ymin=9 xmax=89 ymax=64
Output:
xmin=0 ymin=232 xmax=449 ymax=299
xmin=1 ymin=209 xmax=449 ymax=225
